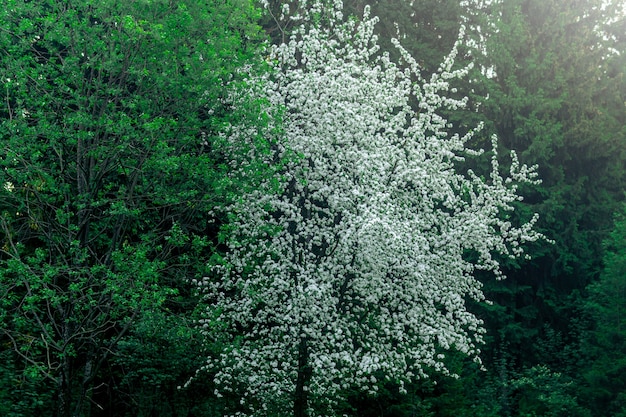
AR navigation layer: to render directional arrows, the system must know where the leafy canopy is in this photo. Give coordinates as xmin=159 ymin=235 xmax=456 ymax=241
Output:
xmin=194 ymin=1 xmax=546 ymax=416
xmin=0 ymin=0 xmax=267 ymax=415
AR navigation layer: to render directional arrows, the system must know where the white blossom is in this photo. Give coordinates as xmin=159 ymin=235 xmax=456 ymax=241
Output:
xmin=3 ymin=181 xmax=14 ymax=192
xmin=195 ymin=1 xmax=546 ymax=415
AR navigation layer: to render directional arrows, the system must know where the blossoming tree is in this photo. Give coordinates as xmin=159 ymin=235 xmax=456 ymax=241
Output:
xmin=195 ymin=1 xmax=545 ymax=415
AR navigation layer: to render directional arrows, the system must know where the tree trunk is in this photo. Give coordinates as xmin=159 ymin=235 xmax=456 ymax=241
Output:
xmin=294 ymin=336 xmax=312 ymax=417
xmin=57 ymin=360 xmax=71 ymax=417
xmin=74 ymin=351 xmax=94 ymax=417
xmin=57 ymin=310 xmax=74 ymax=417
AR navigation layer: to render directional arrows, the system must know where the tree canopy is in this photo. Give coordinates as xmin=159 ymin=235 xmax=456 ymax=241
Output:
xmin=0 ymin=0 xmax=267 ymax=415
xmin=194 ymin=1 xmax=545 ymax=415
xmin=0 ymin=0 xmax=624 ymax=416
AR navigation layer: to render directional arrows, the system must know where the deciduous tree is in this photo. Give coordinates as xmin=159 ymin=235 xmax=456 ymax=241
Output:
xmin=195 ymin=1 xmax=545 ymax=415
xmin=0 ymin=0 xmax=266 ymax=415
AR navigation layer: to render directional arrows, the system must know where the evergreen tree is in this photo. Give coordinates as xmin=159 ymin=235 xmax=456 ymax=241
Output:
xmin=472 ymin=0 xmax=626 ymax=372
xmin=582 ymin=204 xmax=626 ymax=416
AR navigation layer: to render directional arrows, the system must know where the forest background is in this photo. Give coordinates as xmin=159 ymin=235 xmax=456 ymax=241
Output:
xmin=0 ymin=0 xmax=625 ymax=416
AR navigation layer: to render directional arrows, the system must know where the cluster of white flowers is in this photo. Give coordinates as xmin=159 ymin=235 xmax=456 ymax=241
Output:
xmin=196 ymin=1 xmax=545 ymax=415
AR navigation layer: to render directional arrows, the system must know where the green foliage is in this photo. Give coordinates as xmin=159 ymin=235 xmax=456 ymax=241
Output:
xmin=0 ymin=0 xmax=621 ymax=414
xmin=107 ymin=311 xmax=222 ymax=417
xmin=509 ymin=365 xmax=591 ymax=417
xmin=463 ymin=0 xmax=626 ymax=408
xmin=581 ymin=205 xmax=626 ymax=416
xmin=478 ymin=0 xmax=626 ymax=283
xmin=0 ymin=0 xmax=268 ymax=415
xmin=0 ymin=350 xmax=55 ymax=417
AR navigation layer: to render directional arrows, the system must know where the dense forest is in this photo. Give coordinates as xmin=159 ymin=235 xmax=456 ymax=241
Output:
xmin=0 ymin=0 xmax=624 ymax=416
